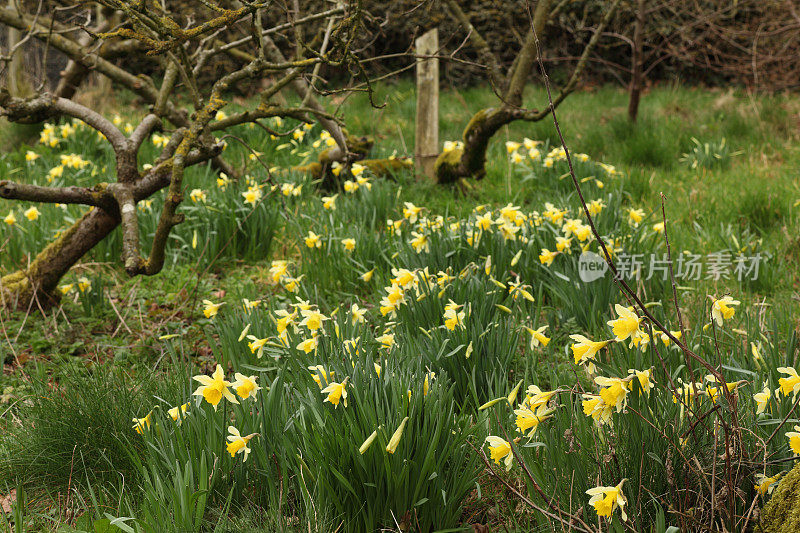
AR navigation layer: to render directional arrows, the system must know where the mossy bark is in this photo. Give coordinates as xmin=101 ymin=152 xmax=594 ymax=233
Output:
xmin=434 ymin=106 xmax=522 ymax=184
xmin=762 ymin=462 xmax=800 ymax=532
xmin=0 ymin=208 xmax=118 ymax=308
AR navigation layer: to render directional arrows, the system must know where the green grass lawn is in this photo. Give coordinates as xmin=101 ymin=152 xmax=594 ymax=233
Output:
xmin=1 ymin=82 xmax=799 ymax=531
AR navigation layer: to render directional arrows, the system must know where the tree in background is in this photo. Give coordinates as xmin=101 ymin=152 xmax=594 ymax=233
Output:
xmin=433 ymin=0 xmax=620 ymax=184
xmin=0 ymin=1 xmax=363 ymax=307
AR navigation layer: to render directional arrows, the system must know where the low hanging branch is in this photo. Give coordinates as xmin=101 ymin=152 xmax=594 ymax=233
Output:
xmin=434 ymin=0 xmax=621 ymax=184
xmin=0 ymin=1 xmax=366 ymax=308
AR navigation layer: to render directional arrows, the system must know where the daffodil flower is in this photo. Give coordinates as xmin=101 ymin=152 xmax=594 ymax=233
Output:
xmin=587 ymin=479 xmax=627 ymax=521
xmin=308 ymin=365 xmax=334 ymax=388
xmin=485 ymin=436 xmax=513 ymax=471
xmin=525 ymin=325 xmax=550 ymax=349
xmin=754 ymin=384 xmax=771 ymax=414
xmin=607 ymin=304 xmax=641 ymax=342
xmin=711 ymin=295 xmax=740 ymax=326
xmin=299 ymin=308 xmax=327 ymax=332
xmin=132 ymin=411 xmax=153 ymax=434
xmin=192 ymin=364 xmax=238 ymax=410
xmin=202 ymin=300 xmax=224 ymax=318
xmin=360 ymin=429 xmax=379 ymax=454
xmin=305 ymin=230 xmax=322 ymax=249
xmin=778 ymin=367 xmax=800 ymax=398
xmin=226 ymin=426 xmax=258 ymax=461
xmin=570 ymin=335 xmax=611 ymax=374
xmin=787 ymin=425 xmax=800 ymax=455
xmin=24 ymin=206 xmax=41 ymax=221
xmin=231 ymin=373 xmax=261 ymax=400
xmin=755 ymin=472 xmax=782 ymax=496
xmin=514 ymin=404 xmax=554 ymax=438
xmin=168 ymin=402 xmax=190 ymax=423
xmin=321 ymin=377 xmax=348 ymax=408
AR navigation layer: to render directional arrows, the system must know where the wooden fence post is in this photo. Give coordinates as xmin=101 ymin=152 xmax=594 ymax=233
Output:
xmin=415 ymin=28 xmax=439 ymax=179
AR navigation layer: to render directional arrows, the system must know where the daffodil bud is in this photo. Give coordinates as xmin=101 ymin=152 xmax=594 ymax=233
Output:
xmin=359 ymin=429 xmax=378 ymax=455
xmin=386 ymin=417 xmax=409 ymax=454
xmin=478 ymin=397 xmax=506 ymax=411
xmin=507 ymin=380 xmax=523 ymax=405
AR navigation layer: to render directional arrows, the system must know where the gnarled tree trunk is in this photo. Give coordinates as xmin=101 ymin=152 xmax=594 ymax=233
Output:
xmin=1 ymin=208 xmax=118 ymax=307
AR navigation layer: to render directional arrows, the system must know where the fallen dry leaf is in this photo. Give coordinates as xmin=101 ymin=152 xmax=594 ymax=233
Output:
xmin=1 ymin=488 xmax=16 ymax=513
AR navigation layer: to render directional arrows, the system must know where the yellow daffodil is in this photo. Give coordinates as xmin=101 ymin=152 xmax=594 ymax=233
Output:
xmin=754 ymin=384 xmax=771 ymax=414
xmin=343 ymin=180 xmax=358 ymax=193
xmin=246 ymin=335 xmax=268 ymax=358
xmin=587 ymin=479 xmax=627 ymax=522
xmin=350 ymin=303 xmax=367 ymax=324
xmin=485 ymin=436 xmax=513 ymax=471
xmin=192 ymin=364 xmax=238 ymax=410
xmin=242 ymin=186 xmax=263 ymax=206
xmin=321 ymin=377 xmax=348 ymax=408
xmin=525 ymin=325 xmax=550 ymax=349
xmin=360 ymin=268 xmax=375 ymax=282
xmin=226 ymin=426 xmax=257 ymax=461
xmin=409 ymin=231 xmax=429 ymax=253
xmin=24 ymin=206 xmax=40 ymax=221
xmin=570 ymin=335 xmax=611 ymax=373
xmin=658 ymin=330 xmax=682 ymax=347
xmin=538 ymin=248 xmax=558 ymax=266
xmin=168 ymin=402 xmax=190 ymax=423
xmin=269 ymin=260 xmax=289 ymax=284
xmin=231 ymin=373 xmax=261 ymax=400
xmin=202 ymin=299 xmax=224 ymax=318
xmin=359 ymin=429 xmax=379 ymax=454
xmin=443 ymin=300 xmax=466 ymax=331
xmin=403 ymin=202 xmax=422 ymax=223
xmin=755 ymin=473 xmax=782 ymax=496
xmin=627 ymin=208 xmax=644 ymax=226
xmin=342 ymin=238 xmax=356 ymax=252
xmin=216 ymin=172 xmax=231 ymax=189
xmin=189 ymin=189 xmax=207 ymax=203
xmin=296 ymin=336 xmax=319 ymax=354
xmin=4 ymin=211 xmax=17 ymax=226
xmin=711 ymin=295 xmax=740 ymax=326
xmin=514 ymin=404 xmax=554 ymax=438
xmin=305 ymin=230 xmax=322 ymax=249
xmin=308 ymin=365 xmax=334 ymax=388
xmin=595 ymin=376 xmax=630 ymax=412
xmin=132 ymin=411 xmax=153 ymax=434
xmin=299 ymin=308 xmax=327 ymax=332
xmin=587 ymin=199 xmax=605 ymax=216
xmin=607 ymin=304 xmax=641 ymax=342
xmin=376 ymin=332 xmax=395 ymax=350
xmin=582 ymin=394 xmax=613 ymax=425
xmin=628 ymin=368 xmax=653 ymax=395
xmin=786 ymin=425 xmax=800 ymax=455
xmin=778 ymin=367 xmax=800 ymax=398
xmin=76 ymin=277 xmax=91 ymax=293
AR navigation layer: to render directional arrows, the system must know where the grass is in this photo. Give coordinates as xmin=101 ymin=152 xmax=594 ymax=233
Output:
xmin=1 ymin=81 xmax=799 ymax=531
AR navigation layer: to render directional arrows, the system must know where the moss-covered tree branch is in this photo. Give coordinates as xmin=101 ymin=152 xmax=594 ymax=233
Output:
xmin=435 ymin=0 xmax=621 ymax=184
